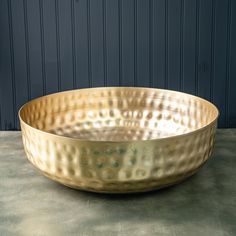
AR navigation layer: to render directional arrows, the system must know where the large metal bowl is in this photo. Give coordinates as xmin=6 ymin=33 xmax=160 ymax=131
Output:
xmin=19 ymin=87 xmax=219 ymax=193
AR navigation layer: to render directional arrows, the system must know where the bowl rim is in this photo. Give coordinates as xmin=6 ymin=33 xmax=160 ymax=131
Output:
xmin=18 ymin=87 xmax=219 ymax=143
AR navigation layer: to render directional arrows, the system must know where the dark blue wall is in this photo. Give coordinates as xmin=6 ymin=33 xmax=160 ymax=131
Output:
xmin=0 ymin=0 xmax=236 ymax=130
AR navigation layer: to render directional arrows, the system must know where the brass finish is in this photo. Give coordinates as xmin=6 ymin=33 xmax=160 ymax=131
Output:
xmin=19 ymin=87 xmax=219 ymax=193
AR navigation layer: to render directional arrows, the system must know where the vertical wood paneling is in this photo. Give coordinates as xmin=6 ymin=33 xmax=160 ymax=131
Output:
xmin=136 ymin=0 xmax=149 ymax=87
xmin=0 ymin=0 xmax=236 ymax=129
xmin=42 ymin=0 xmax=58 ymax=94
xmin=195 ymin=0 xmax=200 ymax=95
xmin=197 ymin=0 xmax=213 ymax=100
xmin=121 ymin=0 xmax=134 ymax=86
xmin=74 ymin=0 xmax=89 ymax=88
xmin=210 ymin=0 xmax=216 ymax=102
xmin=225 ymin=0 xmax=232 ymax=128
xmin=23 ymin=0 xmax=31 ymax=100
xmin=118 ymin=0 xmax=122 ymax=86
xmin=228 ymin=0 xmax=236 ymax=127
xmin=58 ymin=0 xmax=74 ymax=91
xmin=102 ymin=0 xmax=107 ymax=86
xmin=87 ymin=0 xmax=92 ymax=87
xmin=90 ymin=0 xmax=104 ymax=86
xmin=164 ymin=0 xmax=168 ymax=88
xmin=11 ymin=0 xmax=28 ymax=128
xmin=105 ymin=0 xmax=119 ymax=86
xmin=39 ymin=0 xmax=46 ymax=95
xmin=0 ymin=0 xmax=15 ymax=129
xmin=134 ymin=0 xmax=137 ymax=86
xmin=71 ymin=0 xmax=76 ymax=88
xmin=179 ymin=0 xmax=184 ymax=91
xmin=152 ymin=0 xmax=165 ymax=88
xmin=149 ymin=0 xmax=153 ymax=87
xmin=212 ymin=0 xmax=228 ymax=127
xmin=27 ymin=0 xmax=43 ymax=99
xmin=182 ymin=0 xmax=197 ymax=95
xmin=168 ymin=0 xmax=181 ymax=90
xmin=55 ymin=0 xmax=61 ymax=91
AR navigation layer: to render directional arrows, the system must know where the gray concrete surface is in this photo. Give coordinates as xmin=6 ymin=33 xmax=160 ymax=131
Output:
xmin=0 ymin=130 xmax=236 ymax=236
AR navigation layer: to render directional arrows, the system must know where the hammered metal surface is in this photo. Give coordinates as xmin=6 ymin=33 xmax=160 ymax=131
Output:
xmin=19 ymin=87 xmax=218 ymax=193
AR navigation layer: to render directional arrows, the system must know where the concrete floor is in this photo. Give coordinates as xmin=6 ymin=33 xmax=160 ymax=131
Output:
xmin=0 ymin=130 xmax=236 ymax=236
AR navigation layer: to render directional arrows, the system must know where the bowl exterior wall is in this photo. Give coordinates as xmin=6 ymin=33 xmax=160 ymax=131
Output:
xmin=20 ymin=121 xmax=217 ymax=193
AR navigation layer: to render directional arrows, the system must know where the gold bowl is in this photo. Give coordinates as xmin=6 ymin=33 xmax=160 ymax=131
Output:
xmin=19 ymin=87 xmax=219 ymax=193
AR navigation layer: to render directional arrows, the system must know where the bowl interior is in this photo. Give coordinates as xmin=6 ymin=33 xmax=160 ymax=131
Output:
xmin=19 ymin=87 xmax=218 ymax=141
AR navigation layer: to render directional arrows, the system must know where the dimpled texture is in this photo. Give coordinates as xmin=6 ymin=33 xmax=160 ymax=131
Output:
xmin=19 ymin=87 xmax=218 ymax=193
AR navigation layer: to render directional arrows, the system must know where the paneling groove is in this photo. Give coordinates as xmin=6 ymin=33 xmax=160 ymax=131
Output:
xmin=7 ymin=0 xmax=17 ymax=128
xmin=164 ymin=0 xmax=168 ymax=88
xmin=133 ymin=0 xmax=137 ymax=86
xmin=87 ymin=0 xmax=92 ymax=87
xmin=195 ymin=0 xmax=199 ymax=95
xmin=225 ymin=0 xmax=232 ymax=127
xmin=102 ymin=0 xmax=107 ymax=86
xmin=149 ymin=0 xmax=153 ymax=87
xmin=55 ymin=0 xmax=61 ymax=91
xmin=70 ymin=0 xmax=76 ymax=89
xmin=118 ymin=0 xmax=122 ymax=86
xmin=228 ymin=0 xmax=236 ymax=127
xmin=0 ymin=0 xmax=235 ymax=129
xmin=23 ymin=0 xmax=31 ymax=100
xmin=210 ymin=0 xmax=216 ymax=102
xmin=39 ymin=0 xmax=46 ymax=95
xmin=179 ymin=0 xmax=184 ymax=91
